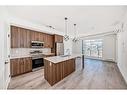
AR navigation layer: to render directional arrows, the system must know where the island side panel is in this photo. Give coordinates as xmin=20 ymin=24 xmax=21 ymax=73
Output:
xmin=44 ymin=58 xmax=76 ymax=86
xmin=44 ymin=59 xmax=56 ymax=85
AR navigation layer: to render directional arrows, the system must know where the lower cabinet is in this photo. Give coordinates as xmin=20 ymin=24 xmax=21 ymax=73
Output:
xmin=44 ymin=58 xmax=75 ymax=86
xmin=10 ymin=57 xmax=32 ymax=77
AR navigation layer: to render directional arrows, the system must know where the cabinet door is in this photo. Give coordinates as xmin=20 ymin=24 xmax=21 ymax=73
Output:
xmin=30 ymin=31 xmax=35 ymax=41
xmin=43 ymin=33 xmax=46 ymax=47
xmin=39 ymin=32 xmax=44 ymax=42
xmin=25 ymin=29 xmax=31 ymax=48
xmin=19 ymin=28 xmax=24 ymax=48
xmin=19 ymin=58 xmax=25 ymax=74
xmin=49 ymin=35 xmax=53 ymax=48
xmin=30 ymin=31 xmax=40 ymax=41
xmin=44 ymin=34 xmax=48 ymax=48
xmin=54 ymin=34 xmax=63 ymax=43
xmin=24 ymin=57 xmax=32 ymax=72
xmin=10 ymin=59 xmax=21 ymax=76
xmin=20 ymin=28 xmax=27 ymax=48
xmin=11 ymin=26 xmax=20 ymax=48
xmin=44 ymin=34 xmax=53 ymax=48
xmin=34 ymin=31 xmax=40 ymax=41
xmin=10 ymin=59 xmax=17 ymax=76
xmin=11 ymin=26 xmax=31 ymax=48
xmin=59 ymin=36 xmax=63 ymax=43
xmin=46 ymin=34 xmax=50 ymax=48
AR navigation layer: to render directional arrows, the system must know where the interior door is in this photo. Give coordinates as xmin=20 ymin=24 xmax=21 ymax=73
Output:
xmin=4 ymin=24 xmax=10 ymax=89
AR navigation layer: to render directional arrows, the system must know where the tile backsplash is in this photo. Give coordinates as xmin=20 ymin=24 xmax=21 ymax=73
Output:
xmin=11 ymin=48 xmax=51 ymax=59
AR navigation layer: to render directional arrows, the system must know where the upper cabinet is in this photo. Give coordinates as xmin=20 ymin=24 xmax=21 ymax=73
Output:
xmin=39 ymin=32 xmax=44 ymax=42
xmin=30 ymin=30 xmax=40 ymax=41
xmin=11 ymin=26 xmax=20 ymax=48
xmin=20 ymin=28 xmax=31 ymax=48
xmin=11 ymin=26 xmax=31 ymax=48
xmin=54 ymin=34 xmax=63 ymax=43
xmin=11 ymin=26 xmax=53 ymax=48
xmin=43 ymin=34 xmax=53 ymax=48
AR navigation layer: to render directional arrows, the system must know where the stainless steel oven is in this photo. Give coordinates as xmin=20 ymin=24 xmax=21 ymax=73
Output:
xmin=30 ymin=50 xmax=44 ymax=71
xmin=32 ymin=58 xmax=44 ymax=70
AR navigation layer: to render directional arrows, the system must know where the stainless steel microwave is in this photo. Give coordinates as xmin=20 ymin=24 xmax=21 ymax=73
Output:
xmin=31 ymin=41 xmax=44 ymax=48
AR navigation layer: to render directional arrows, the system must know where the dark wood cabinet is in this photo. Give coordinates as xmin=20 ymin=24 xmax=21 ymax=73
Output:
xmin=34 ymin=31 xmax=40 ymax=41
xmin=10 ymin=57 xmax=32 ymax=77
xmin=30 ymin=31 xmax=35 ymax=41
xmin=20 ymin=28 xmax=27 ymax=48
xmin=39 ymin=32 xmax=44 ymax=42
xmin=26 ymin=29 xmax=31 ymax=48
xmin=44 ymin=58 xmax=75 ymax=86
xmin=45 ymin=34 xmax=54 ymax=48
xmin=54 ymin=34 xmax=63 ymax=43
xmin=43 ymin=33 xmax=53 ymax=48
xmin=11 ymin=26 xmax=20 ymax=48
xmin=30 ymin=30 xmax=40 ymax=41
xmin=49 ymin=35 xmax=54 ymax=48
xmin=44 ymin=34 xmax=48 ymax=48
xmin=11 ymin=26 xmax=54 ymax=48
xmin=11 ymin=26 xmax=31 ymax=48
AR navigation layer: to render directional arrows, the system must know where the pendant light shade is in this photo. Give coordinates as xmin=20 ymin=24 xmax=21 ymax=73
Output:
xmin=64 ymin=17 xmax=69 ymax=41
xmin=72 ymin=24 xmax=79 ymax=42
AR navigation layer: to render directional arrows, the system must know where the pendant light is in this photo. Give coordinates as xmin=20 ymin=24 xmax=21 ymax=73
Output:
xmin=64 ymin=17 xmax=69 ymax=41
xmin=72 ymin=24 xmax=79 ymax=42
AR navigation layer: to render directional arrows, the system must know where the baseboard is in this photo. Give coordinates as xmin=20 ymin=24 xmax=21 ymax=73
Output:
xmin=102 ymin=60 xmax=116 ymax=63
xmin=85 ymin=57 xmax=116 ymax=63
xmin=4 ymin=77 xmax=10 ymax=89
xmin=117 ymin=63 xmax=127 ymax=84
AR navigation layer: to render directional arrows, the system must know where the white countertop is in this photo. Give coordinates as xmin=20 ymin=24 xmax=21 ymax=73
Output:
xmin=44 ymin=54 xmax=82 ymax=63
xmin=42 ymin=53 xmax=55 ymax=56
xmin=10 ymin=55 xmax=31 ymax=59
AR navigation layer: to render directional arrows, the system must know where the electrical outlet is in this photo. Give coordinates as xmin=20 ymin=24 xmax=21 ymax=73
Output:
xmin=50 ymin=62 xmax=52 ymax=66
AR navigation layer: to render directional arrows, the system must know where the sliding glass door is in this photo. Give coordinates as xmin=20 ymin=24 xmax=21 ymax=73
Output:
xmin=82 ymin=39 xmax=103 ymax=58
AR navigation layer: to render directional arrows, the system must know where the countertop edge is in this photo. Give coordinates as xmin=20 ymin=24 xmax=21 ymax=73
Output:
xmin=44 ymin=54 xmax=83 ymax=63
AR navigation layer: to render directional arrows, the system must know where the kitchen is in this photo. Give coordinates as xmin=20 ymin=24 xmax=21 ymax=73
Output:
xmin=10 ymin=25 xmax=82 ymax=86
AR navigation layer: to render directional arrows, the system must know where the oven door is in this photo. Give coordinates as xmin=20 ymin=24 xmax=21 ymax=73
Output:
xmin=32 ymin=58 xmax=44 ymax=69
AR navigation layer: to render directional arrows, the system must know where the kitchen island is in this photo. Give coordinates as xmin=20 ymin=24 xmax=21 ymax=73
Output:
xmin=44 ymin=54 xmax=83 ymax=86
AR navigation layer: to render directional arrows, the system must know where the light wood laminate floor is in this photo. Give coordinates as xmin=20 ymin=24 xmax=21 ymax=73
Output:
xmin=8 ymin=59 xmax=127 ymax=89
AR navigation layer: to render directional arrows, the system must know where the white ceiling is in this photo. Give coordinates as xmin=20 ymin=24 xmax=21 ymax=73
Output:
xmin=6 ymin=6 xmax=127 ymax=37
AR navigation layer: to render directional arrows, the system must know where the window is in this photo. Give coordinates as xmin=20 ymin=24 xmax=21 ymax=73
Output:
xmin=83 ymin=39 xmax=103 ymax=58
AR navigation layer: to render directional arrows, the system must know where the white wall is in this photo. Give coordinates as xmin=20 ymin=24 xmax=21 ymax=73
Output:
xmin=0 ymin=8 xmax=5 ymax=89
xmin=72 ymin=40 xmax=82 ymax=54
xmin=0 ymin=7 xmax=9 ymax=89
xmin=72 ymin=34 xmax=117 ymax=62
xmin=102 ymin=34 xmax=116 ymax=62
xmin=117 ymin=12 xmax=127 ymax=83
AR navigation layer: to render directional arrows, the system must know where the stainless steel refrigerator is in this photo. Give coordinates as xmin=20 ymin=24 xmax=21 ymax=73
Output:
xmin=55 ymin=43 xmax=64 ymax=56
